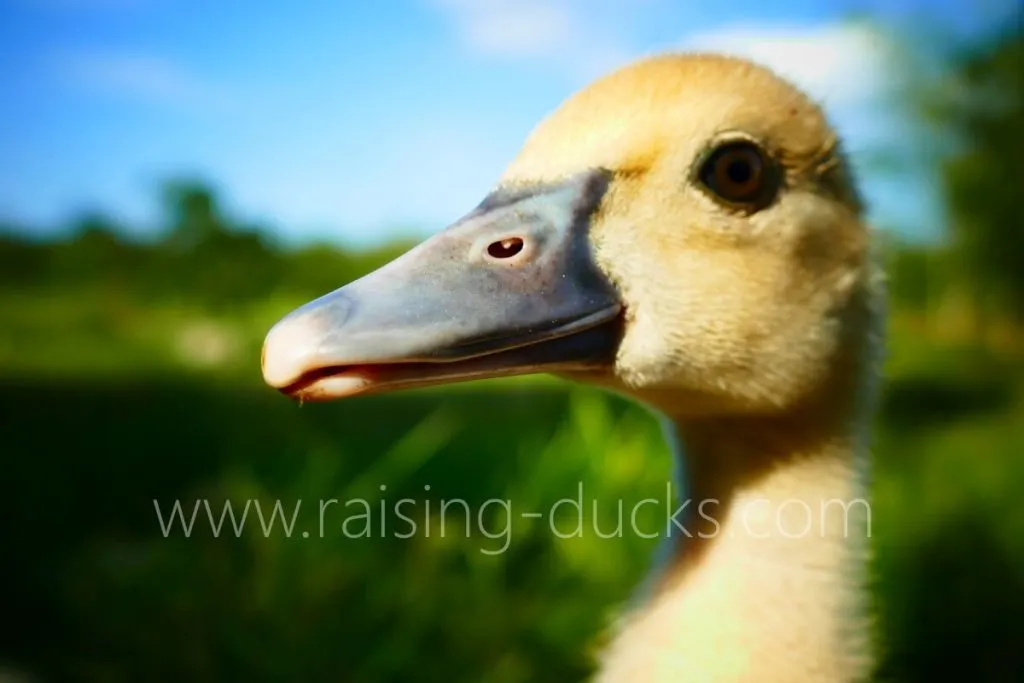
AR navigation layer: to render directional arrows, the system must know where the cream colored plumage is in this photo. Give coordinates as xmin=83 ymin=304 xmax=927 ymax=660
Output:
xmin=262 ymin=52 xmax=884 ymax=683
xmin=516 ymin=54 xmax=882 ymax=683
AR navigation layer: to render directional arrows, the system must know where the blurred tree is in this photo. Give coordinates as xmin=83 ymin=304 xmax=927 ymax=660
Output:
xmin=884 ymin=238 xmax=941 ymax=314
xmin=925 ymin=24 xmax=1024 ymax=333
xmin=59 ymin=213 xmax=130 ymax=278
xmin=158 ymin=178 xmax=286 ymax=309
xmin=162 ymin=180 xmax=229 ymax=250
xmin=0 ymin=223 xmax=50 ymax=285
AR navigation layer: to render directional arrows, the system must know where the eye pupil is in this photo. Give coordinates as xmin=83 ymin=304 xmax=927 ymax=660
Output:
xmin=726 ymin=159 xmax=752 ymax=184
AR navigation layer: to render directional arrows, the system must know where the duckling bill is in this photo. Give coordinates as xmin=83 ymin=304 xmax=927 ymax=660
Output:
xmin=262 ymin=169 xmax=623 ymax=401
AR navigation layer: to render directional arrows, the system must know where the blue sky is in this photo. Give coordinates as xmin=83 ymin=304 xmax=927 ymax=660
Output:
xmin=0 ymin=0 xmax=1015 ymax=247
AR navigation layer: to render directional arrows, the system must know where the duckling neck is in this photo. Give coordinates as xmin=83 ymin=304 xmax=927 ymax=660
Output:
xmin=597 ymin=412 xmax=873 ymax=683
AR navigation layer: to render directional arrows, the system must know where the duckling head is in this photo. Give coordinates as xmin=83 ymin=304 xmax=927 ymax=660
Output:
xmin=262 ymin=54 xmax=878 ymax=420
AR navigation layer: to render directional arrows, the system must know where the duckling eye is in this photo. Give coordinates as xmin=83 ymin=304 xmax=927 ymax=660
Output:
xmin=698 ymin=142 xmax=774 ymax=208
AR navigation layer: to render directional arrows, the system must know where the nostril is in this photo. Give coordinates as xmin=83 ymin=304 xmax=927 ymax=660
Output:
xmin=486 ymin=237 xmax=525 ymax=260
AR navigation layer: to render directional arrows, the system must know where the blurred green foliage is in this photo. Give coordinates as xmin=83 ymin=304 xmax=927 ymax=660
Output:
xmin=1 ymin=21 xmax=1023 ymax=683
xmin=925 ymin=23 xmax=1024 ymax=327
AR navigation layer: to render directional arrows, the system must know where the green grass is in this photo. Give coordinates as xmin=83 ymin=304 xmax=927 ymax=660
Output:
xmin=1 ymin=293 xmax=1022 ymax=682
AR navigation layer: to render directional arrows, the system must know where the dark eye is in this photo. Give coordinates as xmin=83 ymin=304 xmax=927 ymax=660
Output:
xmin=698 ymin=141 xmax=775 ymax=207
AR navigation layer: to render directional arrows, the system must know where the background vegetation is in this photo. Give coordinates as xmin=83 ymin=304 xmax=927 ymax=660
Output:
xmin=1 ymin=21 xmax=1022 ymax=683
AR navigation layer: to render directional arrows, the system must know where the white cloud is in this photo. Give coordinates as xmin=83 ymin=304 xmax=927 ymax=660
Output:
xmin=432 ymin=3 xmax=896 ymax=109
xmin=428 ymin=0 xmax=639 ymax=80
xmin=432 ymin=0 xmax=575 ymax=57
xmin=679 ymin=23 xmax=894 ymax=108
xmin=54 ymin=51 xmax=232 ymax=113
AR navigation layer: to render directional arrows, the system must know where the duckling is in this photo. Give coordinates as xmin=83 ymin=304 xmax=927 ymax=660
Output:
xmin=261 ymin=53 xmax=884 ymax=683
